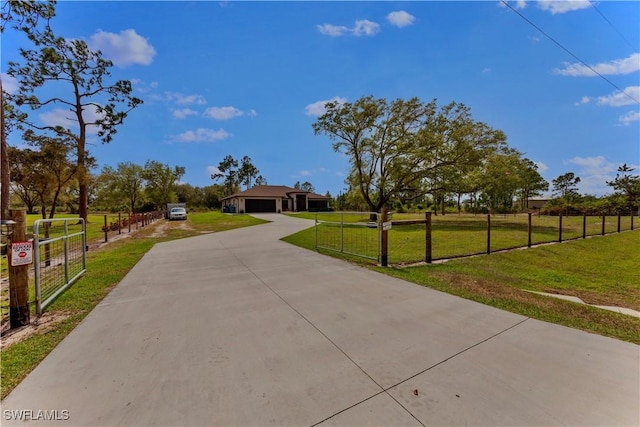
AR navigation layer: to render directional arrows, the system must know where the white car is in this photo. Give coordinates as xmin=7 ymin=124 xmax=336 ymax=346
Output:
xmin=169 ymin=207 xmax=187 ymax=220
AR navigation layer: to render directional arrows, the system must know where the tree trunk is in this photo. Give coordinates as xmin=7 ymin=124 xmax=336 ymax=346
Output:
xmin=1 ymin=79 xmax=9 ymax=220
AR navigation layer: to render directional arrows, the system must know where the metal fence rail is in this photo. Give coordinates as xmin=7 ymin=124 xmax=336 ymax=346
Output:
xmin=33 ymin=218 xmax=87 ymax=314
xmin=315 ymin=212 xmax=380 ymax=261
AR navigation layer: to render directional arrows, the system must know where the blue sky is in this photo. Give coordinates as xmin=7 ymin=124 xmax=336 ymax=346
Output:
xmin=3 ymin=1 xmax=639 ymax=197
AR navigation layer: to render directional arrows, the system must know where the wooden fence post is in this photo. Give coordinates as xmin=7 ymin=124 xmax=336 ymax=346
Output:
xmin=486 ymin=214 xmax=491 ymax=254
xmin=527 ymin=212 xmax=532 ymax=248
xmin=425 ymin=211 xmax=432 ymax=263
xmin=380 ymin=209 xmax=388 ymax=267
xmin=582 ymin=215 xmax=586 ymax=239
xmin=103 ymin=215 xmax=108 ymax=242
xmin=617 ymin=214 xmax=621 ymax=233
xmin=558 ymin=213 xmax=563 ymax=243
xmin=118 ymin=212 xmax=122 ymax=235
xmin=601 ymin=215 xmax=605 ymax=235
xmin=8 ymin=209 xmax=30 ymax=328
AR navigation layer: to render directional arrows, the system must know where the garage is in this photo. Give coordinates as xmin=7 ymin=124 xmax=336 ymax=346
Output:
xmin=245 ymin=198 xmax=277 ymax=213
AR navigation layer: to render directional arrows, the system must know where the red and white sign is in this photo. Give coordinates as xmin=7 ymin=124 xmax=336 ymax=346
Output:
xmin=11 ymin=241 xmax=33 ymax=266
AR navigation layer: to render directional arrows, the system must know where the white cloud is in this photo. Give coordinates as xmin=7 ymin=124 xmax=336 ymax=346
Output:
xmin=619 ymin=110 xmax=640 ymax=126
xmin=537 ymin=1 xmax=592 ymax=14
xmin=1 ymin=73 xmax=18 ymax=94
xmin=554 ymin=53 xmax=640 ymax=77
xmin=172 ymin=108 xmax=198 ymax=119
xmin=305 ymin=96 xmax=347 ymax=116
xmin=317 ymin=20 xmax=380 ymax=37
xmin=88 ymin=29 xmax=156 ymax=68
xmin=39 ymin=105 xmax=104 ymax=134
xmin=203 ymin=106 xmax=247 ymax=120
xmin=165 ymin=92 xmax=207 ymax=105
xmin=170 ymin=128 xmax=231 ymax=143
xmin=353 ymin=20 xmax=380 ymax=37
xmin=133 ymin=79 xmax=159 ymax=94
xmin=387 ymin=11 xmax=415 ymax=28
xmin=207 ymin=166 xmax=222 ymax=176
xmin=567 ymin=156 xmax=619 ymax=195
xmin=498 ymin=1 xmax=527 ymax=10
xmin=575 ymin=96 xmax=592 ymax=106
xmin=299 ymin=170 xmax=312 ymax=177
xmin=569 ymin=156 xmax=615 ymax=174
xmin=534 ymin=161 xmax=549 ymax=172
xmin=597 ymin=86 xmax=640 ymax=107
xmin=317 ymin=24 xmax=350 ymax=37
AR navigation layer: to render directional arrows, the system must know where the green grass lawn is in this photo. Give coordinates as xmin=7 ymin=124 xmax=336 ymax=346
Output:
xmin=0 ymin=211 xmax=268 ymax=399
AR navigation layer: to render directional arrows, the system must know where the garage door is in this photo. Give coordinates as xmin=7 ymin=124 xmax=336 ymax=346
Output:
xmin=245 ymin=199 xmax=276 ymax=213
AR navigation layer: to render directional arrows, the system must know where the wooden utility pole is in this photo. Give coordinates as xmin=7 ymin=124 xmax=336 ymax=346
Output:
xmin=9 ymin=208 xmax=30 ymax=328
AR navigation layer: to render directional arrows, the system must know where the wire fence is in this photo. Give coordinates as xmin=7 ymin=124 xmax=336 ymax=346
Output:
xmin=33 ymin=219 xmax=87 ymax=314
xmin=315 ymin=212 xmax=380 ymax=261
xmin=315 ymin=212 xmax=638 ymax=265
xmin=99 ymin=211 xmax=165 ymax=243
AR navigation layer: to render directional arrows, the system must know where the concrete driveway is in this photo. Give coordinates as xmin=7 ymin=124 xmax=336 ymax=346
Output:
xmin=2 ymin=213 xmax=638 ymax=426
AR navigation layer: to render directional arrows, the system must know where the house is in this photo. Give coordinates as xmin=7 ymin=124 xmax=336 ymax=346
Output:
xmin=221 ymin=185 xmax=331 ymax=213
xmin=526 ymin=197 xmax=551 ymax=210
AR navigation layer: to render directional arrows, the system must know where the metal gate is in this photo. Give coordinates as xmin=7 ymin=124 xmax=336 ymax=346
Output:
xmin=33 ymin=218 xmax=87 ymax=314
xmin=314 ymin=212 xmax=381 ymax=261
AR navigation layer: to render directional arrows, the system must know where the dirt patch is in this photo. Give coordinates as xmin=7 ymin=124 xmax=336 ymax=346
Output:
xmin=150 ymin=220 xmax=196 ymax=238
xmin=1 ymin=310 xmax=73 ymax=349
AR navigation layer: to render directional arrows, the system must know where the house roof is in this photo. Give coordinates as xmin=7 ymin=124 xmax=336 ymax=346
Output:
xmin=222 ymin=185 xmax=330 ymax=201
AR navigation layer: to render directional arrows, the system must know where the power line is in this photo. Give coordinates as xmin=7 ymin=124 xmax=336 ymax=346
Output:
xmin=501 ymin=0 xmax=640 ymax=105
xmin=589 ymin=0 xmax=637 ymax=51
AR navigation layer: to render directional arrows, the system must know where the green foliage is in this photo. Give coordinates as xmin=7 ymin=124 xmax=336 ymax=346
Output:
xmin=211 ymin=155 xmax=263 ymax=196
xmin=294 ymin=180 xmax=315 ymax=193
xmin=607 ymin=164 xmax=640 ymax=212
xmin=313 ymin=96 xmax=506 ymax=213
xmin=142 ymin=160 xmax=185 ymax=210
xmin=94 ymin=161 xmax=144 ymax=213
xmin=552 ymin=172 xmax=581 ymax=199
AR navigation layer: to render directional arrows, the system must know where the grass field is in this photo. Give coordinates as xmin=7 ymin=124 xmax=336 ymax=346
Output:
xmin=0 ymin=211 xmax=267 ymax=399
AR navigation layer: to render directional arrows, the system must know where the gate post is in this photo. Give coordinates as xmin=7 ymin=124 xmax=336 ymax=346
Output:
xmin=8 ymin=209 xmax=30 ymax=328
